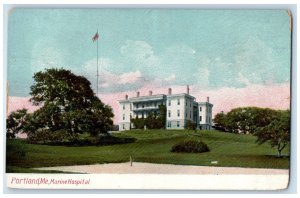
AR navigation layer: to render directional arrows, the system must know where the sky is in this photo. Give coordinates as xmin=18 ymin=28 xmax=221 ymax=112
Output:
xmin=7 ymin=9 xmax=291 ymax=124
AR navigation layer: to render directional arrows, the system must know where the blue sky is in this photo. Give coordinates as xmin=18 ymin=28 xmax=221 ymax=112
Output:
xmin=7 ymin=9 xmax=291 ymax=96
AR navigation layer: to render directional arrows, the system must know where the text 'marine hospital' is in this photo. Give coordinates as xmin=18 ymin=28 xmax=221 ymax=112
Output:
xmin=119 ymin=86 xmax=213 ymax=131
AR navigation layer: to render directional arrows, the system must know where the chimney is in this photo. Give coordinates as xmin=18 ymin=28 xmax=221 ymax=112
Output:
xmin=168 ymin=88 xmax=172 ymax=95
xmin=187 ymin=85 xmax=190 ymax=94
xmin=149 ymin=91 xmax=152 ymax=96
xmin=125 ymin=94 xmax=128 ymax=100
xmin=137 ymin=91 xmax=140 ymax=97
xmin=207 ymin=96 xmax=210 ymax=103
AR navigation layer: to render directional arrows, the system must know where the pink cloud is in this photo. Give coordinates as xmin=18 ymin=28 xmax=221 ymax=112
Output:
xmin=191 ymin=83 xmax=290 ymax=116
xmin=99 ymin=70 xmax=142 ymax=88
xmin=7 ymin=96 xmax=39 ymax=115
xmin=119 ymin=71 xmax=142 ymax=84
xmin=8 ymin=83 xmax=290 ymax=125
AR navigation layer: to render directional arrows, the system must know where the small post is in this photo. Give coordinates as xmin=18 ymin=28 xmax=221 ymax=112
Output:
xmin=130 ymin=155 xmax=132 ymax=166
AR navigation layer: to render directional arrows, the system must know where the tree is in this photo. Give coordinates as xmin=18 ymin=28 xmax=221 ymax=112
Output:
xmin=131 ymin=117 xmax=145 ymax=129
xmin=254 ymin=110 xmax=290 ymax=157
xmin=213 ymin=112 xmax=227 ymax=131
xmin=158 ymin=105 xmax=167 ymax=129
xmin=131 ymin=105 xmax=166 ymax=130
xmin=145 ymin=112 xmax=157 ymax=129
xmin=25 ymin=68 xmax=114 ymax=140
xmin=6 ymin=108 xmax=28 ymax=139
xmin=214 ymin=107 xmax=278 ymax=134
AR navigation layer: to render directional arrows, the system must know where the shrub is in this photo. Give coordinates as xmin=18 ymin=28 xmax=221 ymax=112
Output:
xmin=27 ymin=129 xmax=72 ymax=144
xmin=100 ymin=134 xmax=135 ymax=145
xmin=186 ymin=120 xmax=197 ymax=130
xmin=6 ymin=140 xmax=27 ymax=164
xmin=131 ymin=118 xmax=145 ymax=129
xmin=69 ymin=133 xmax=135 ymax=146
xmin=171 ymin=140 xmax=210 ymax=153
xmin=27 ymin=129 xmax=52 ymax=144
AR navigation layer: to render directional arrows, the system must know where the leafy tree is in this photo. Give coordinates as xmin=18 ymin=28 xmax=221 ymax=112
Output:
xmin=131 ymin=117 xmax=145 ymax=129
xmin=25 ymin=68 xmax=114 ymax=140
xmin=158 ymin=105 xmax=167 ymax=129
xmin=131 ymin=105 xmax=166 ymax=130
xmin=214 ymin=107 xmax=279 ymax=134
xmin=6 ymin=109 xmax=28 ymax=139
xmin=254 ymin=110 xmax=290 ymax=157
xmin=213 ymin=112 xmax=227 ymax=131
xmin=22 ymin=110 xmax=51 ymax=135
xmin=145 ymin=113 xmax=157 ymax=129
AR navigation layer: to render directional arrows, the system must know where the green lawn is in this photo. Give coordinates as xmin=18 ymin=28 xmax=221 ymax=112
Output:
xmin=6 ymin=130 xmax=290 ymax=173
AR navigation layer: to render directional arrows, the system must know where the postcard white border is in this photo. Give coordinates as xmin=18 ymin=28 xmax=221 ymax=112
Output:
xmin=1 ymin=0 xmax=298 ymax=195
xmin=5 ymin=173 xmax=289 ymax=190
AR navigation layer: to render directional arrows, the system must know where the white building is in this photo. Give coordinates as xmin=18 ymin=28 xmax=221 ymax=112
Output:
xmin=119 ymin=86 xmax=213 ymax=131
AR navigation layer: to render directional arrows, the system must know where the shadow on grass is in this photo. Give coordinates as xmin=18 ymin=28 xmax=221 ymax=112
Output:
xmin=264 ymin=154 xmax=290 ymax=159
xmin=6 ymin=166 xmax=86 ymax=174
xmin=39 ymin=135 xmax=136 ymax=147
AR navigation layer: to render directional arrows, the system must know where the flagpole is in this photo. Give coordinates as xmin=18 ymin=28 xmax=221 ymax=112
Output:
xmin=96 ymin=29 xmax=99 ymax=96
xmin=6 ymin=80 xmax=8 ymax=116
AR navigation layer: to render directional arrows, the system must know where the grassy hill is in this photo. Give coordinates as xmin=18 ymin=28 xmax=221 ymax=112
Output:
xmin=6 ymin=130 xmax=290 ymax=173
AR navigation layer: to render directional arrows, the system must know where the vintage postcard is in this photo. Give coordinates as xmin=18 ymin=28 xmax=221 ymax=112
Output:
xmin=5 ymin=8 xmax=292 ymax=190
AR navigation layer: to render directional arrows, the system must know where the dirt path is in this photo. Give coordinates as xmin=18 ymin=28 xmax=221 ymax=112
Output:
xmin=35 ymin=162 xmax=289 ymax=175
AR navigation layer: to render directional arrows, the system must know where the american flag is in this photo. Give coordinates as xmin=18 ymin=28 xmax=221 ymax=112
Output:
xmin=92 ymin=32 xmax=99 ymax=42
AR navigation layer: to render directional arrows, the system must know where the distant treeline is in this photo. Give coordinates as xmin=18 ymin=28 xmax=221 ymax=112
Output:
xmin=213 ymin=107 xmax=289 ymax=134
xmin=213 ymin=107 xmax=290 ymax=157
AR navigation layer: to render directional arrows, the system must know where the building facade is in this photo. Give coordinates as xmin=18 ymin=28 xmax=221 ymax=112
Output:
xmin=119 ymin=86 xmax=213 ymax=131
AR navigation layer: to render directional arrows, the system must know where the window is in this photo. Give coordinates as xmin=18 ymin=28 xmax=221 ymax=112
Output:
xmin=130 ymin=104 xmax=132 ymax=110
xmin=200 ymin=116 xmax=202 ymax=121
xmin=200 ymin=107 xmax=202 ymax=111
xmin=177 ymin=110 xmax=180 ymax=117
xmin=190 ymin=111 xmax=192 ymax=118
xmin=136 ymin=104 xmax=139 ymax=109
xmin=167 ymin=121 xmax=171 ymax=128
xmin=168 ymin=100 xmax=171 ymax=106
xmin=177 ymin=99 xmax=180 ymax=105
xmin=123 ymin=114 xmax=125 ymax=120
xmin=154 ymin=102 xmax=157 ymax=107
xmin=142 ymin=104 xmax=144 ymax=108
xmin=168 ymin=110 xmax=171 ymax=118
xmin=123 ymin=124 xmax=125 ymax=130
xmin=177 ymin=121 xmax=180 ymax=127
xmin=123 ymin=104 xmax=125 ymax=110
